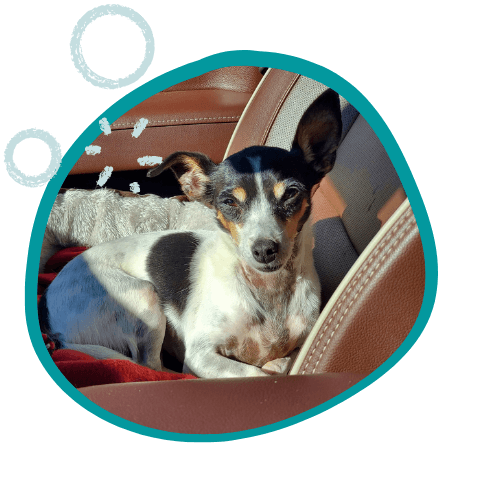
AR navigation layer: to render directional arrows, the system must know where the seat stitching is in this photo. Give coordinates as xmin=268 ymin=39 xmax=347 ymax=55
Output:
xmin=312 ymin=223 xmax=416 ymax=373
xmin=112 ymin=116 xmax=241 ymax=127
xmin=302 ymin=208 xmax=416 ymax=374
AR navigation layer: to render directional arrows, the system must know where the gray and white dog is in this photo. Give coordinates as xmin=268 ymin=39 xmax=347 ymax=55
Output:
xmin=39 ymin=89 xmax=342 ymax=378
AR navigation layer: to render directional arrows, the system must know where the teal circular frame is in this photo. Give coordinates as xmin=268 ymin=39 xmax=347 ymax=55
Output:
xmin=26 ymin=50 xmax=438 ymax=442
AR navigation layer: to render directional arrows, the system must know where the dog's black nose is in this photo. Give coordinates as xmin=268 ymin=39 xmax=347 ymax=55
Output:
xmin=252 ymin=239 xmax=279 ymax=264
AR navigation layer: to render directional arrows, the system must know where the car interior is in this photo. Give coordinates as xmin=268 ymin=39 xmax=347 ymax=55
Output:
xmin=38 ymin=66 xmax=425 ymax=434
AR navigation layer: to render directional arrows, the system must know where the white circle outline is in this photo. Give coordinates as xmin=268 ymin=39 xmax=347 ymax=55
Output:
xmin=70 ymin=4 xmax=155 ymax=89
xmin=4 ymin=129 xmax=62 ymax=188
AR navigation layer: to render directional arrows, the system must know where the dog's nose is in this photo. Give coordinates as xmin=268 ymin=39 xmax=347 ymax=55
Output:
xmin=252 ymin=239 xmax=279 ymax=264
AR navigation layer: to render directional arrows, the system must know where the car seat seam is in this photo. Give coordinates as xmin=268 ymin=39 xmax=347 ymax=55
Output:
xmin=261 ymin=74 xmax=300 ymax=146
xmin=300 ymin=206 xmax=414 ymax=373
xmin=111 ymin=116 xmax=242 ymax=127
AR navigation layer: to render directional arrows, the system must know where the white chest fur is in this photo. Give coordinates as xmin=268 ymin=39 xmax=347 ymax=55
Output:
xmin=178 ymin=225 xmax=321 ymax=368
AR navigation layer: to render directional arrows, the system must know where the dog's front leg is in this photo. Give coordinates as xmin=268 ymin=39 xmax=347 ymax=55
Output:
xmin=184 ymin=346 xmax=269 ymax=379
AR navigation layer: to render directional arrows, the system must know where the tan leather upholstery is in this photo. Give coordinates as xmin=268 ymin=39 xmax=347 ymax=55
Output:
xmin=71 ymin=67 xmax=263 ymax=174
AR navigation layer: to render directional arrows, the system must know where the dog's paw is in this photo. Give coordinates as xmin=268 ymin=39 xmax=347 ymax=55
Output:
xmin=261 ymin=357 xmax=292 ymax=375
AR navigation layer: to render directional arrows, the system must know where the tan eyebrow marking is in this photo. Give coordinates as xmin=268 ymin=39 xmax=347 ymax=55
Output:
xmin=273 ymin=182 xmax=286 ymax=199
xmin=217 ymin=210 xmax=241 ymax=245
xmin=285 ymin=198 xmax=309 ymax=239
xmin=232 ymin=187 xmax=247 ymax=203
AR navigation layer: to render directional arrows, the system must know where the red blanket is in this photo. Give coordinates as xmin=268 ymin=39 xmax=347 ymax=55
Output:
xmin=39 ymin=248 xmax=196 ymax=388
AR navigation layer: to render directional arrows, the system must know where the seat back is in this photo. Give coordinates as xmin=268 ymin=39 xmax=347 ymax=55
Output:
xmin=71 ymin=66 xmax=263 ymax=176
xmin=225 ymin=69 xmax=405 ymax=304
xmin=225 ymin=69 xmax=423 ymax=375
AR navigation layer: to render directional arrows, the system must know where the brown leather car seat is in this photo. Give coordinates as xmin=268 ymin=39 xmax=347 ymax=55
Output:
xmin=71 ymin=66 xmax=263 ymax=175
xmin=80 ymin=69 xmax=425 ymax=434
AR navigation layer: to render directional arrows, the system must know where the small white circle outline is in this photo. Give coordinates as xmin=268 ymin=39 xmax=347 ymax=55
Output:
xmin=70 ymin=4 xmax=155 ymax=89
xmin=4 ymin=129 xmax=62 ymax=188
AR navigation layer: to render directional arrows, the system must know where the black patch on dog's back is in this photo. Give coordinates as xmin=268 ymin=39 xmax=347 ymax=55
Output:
xmin=147 ymin=232 xmax=200 ymax=313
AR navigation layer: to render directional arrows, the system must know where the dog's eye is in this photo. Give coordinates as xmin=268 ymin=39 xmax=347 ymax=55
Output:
xmin=222 ymin=198 xmax=237 ymax=207
xmin=283 ymin=187 xmax=299 ymax=201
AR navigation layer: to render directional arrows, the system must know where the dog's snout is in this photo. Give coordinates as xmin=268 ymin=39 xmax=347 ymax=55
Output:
xmin=252 ymin=239 xmax=279 ymax=264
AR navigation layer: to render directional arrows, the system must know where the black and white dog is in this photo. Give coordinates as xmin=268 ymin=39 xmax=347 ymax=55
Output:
xmin=39 ymin=89 xmax=342 ymax=378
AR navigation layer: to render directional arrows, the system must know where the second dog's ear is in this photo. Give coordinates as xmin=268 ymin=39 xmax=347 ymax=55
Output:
xmin=292 ymin=89 xmax=342 ymax=178
xmin=147 ymin=151 xmax=216 ymax=201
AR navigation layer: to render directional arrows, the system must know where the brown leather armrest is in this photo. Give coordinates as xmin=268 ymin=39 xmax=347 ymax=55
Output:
xmin=80 ymin=373 xmax=365 ymax=434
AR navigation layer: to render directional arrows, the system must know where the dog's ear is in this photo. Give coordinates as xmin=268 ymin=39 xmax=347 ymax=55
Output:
xmin=292 ymin=89 xmax=342 ymax=178
xmin=147 ymin=151 xmax=216 ymax=201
